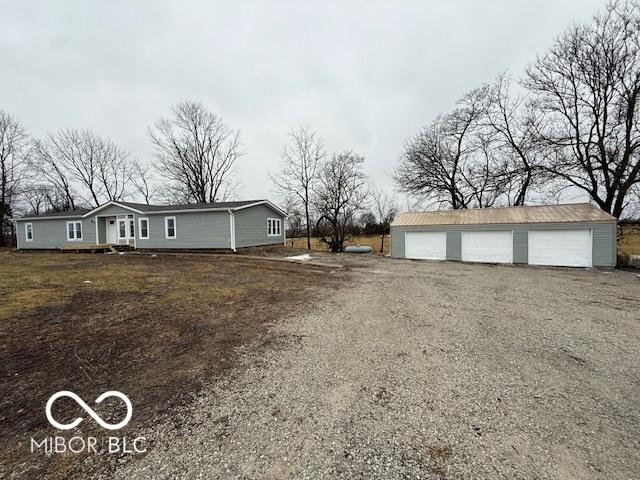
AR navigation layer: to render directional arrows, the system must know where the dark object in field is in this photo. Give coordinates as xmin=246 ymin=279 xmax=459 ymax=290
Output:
xmin=344 ymin=245 xmax=372 ymax=254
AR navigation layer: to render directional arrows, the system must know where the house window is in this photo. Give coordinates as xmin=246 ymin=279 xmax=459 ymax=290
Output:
xmin=165 ymin=216 xmax=176 ymax=239
xmin=139 ymin=218 xmax=149 ymax=239
xmin=129 ymin=219 xmax=135 ymax=238
xmin=25 ymin=223 xmax=33 ymax=242
xmin=66 ymin=221 xmax=82 ymax=241
xmin=267 ymin=218 xmax=281 ymax=236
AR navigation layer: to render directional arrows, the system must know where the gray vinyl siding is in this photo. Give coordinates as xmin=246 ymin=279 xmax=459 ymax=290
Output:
xmin=391 ymin=221 xmax=616 ymax=267
xmin=513 ymin=230 xmax=528 ymax=264
xmin=445 ymin=230 xmax=461 ymax=261
xmin=234 ymin=204 xmax=285 ymax=248
xmin=136 ymin=210 xmax=231 ymax=249
xmin=591 ymin=222 xmax=617 ymax=267
xmin=15 ymin=217 xmax=96 ymax=249
xmin=390 ymin=229 xmax=405 ymax=258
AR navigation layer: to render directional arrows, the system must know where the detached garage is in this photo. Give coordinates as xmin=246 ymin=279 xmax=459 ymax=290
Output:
xmin=391 ymin=203 xmax=617 ymax=268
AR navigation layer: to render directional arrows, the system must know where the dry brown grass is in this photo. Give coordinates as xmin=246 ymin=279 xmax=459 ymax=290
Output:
xmin=0 ymin=251 xmax=337 ymax=479
xmin=287 ymin=234 xmax=390 ymax=254
xmin=618 ymin=225 xmax=640 ymax=265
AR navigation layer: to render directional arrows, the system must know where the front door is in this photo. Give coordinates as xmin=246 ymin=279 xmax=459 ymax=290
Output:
xmin=106 ymin=217 xmax=117 ymax=244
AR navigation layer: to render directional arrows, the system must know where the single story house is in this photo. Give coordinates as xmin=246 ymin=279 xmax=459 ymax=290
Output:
xmin=390 ymin=203 xmax=617 ymax=268
xmin=14 ymin=199 xmax=286 ymax=251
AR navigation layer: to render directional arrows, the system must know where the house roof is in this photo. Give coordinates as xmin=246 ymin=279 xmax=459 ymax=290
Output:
xmin=16 ymin=208 xmax=92 ymax=219
xmin=17 ymin=199 xmax=286 ymax=220
xmin=391 ymin=203 xmax=616 ymax=227
xmin=117 ymin=200 xmax=263 ymax=212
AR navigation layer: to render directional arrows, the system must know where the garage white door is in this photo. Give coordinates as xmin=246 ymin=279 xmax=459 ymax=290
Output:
xmin=405 ymin=231 xmax=446 ymax=260
xmin=461 ymin=231 xmax=513 ymax=263
xmin=528 ymin=229 xmax=592 ymax=267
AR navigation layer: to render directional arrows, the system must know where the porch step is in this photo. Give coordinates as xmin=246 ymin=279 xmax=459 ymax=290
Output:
xmin=110 ymin=244 xmax=135 ymax=252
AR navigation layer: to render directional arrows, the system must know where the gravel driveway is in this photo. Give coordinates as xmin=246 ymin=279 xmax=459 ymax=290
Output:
xmin=112 ymin=256 xmax=640 ymax=479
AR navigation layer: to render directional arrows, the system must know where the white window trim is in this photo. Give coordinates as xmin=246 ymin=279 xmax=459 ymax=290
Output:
xmin=267 ymin=217 xmax=281 ymax=237
xmin=25 ymin=222 xmax=33 ymax=242
xmin=165 ymin=216 xmax=177 ymax=239
xmin=66 ymin=221 xmax=83 ymax=241
xmin=138 ymin=217 xmax=149 ymax=240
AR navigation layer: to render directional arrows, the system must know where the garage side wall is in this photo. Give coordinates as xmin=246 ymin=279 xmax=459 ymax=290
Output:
xmin=391 ymin=221 xmax=616 ymax=266
xmin=591 ymin=222 xmax=617 ymax=267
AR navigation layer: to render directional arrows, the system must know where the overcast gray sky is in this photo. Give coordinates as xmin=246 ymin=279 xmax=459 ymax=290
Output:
xmin=1 ymin=0 xmax=607 ymax=204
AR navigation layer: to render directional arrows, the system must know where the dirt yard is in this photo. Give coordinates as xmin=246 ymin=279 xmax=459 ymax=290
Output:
xmin=2 ymin=251 xmax=640 ymax=479
xmin=0 ymin=251 xmax=337 ymax=479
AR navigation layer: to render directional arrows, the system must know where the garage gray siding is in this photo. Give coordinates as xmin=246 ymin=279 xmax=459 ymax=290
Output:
xmin=15 ymin=217 xmax=96 ymax=249
xmin=513 ymin=230 xmax=528 ymax=264
xmin=591 ymin=222 xmax=616 ymax=267
xmin=390 ymin=228 xmax=405 ymax=258
xmin=234 ymin=204 xmax=285 ymax=248
xmin=391 ymin=221 xmax=617 ymax=267
xmin=446 ymin=230 xmax=461 ymax=261
xmin=136 ymin=210 xmax=231 ymax=249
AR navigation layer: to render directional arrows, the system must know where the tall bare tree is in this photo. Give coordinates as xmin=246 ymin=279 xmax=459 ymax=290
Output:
xmin=479 ymin=73 xmax=545 ymax=205
xmin=148 ymin=101 xmax=242 ymax=204
xmin=31 ymin=129 xmax=132 ymax=208
xmin=525 ymin=0 xmax=640 ymax=217
xmin=131 ymin=159 xmax=159 ymax=205
xmin=371 ymin=185 xmax=398 ymax=254
xmin=270 ymin=125 xmax=325 ymax=248
xmin=0 ymin=110 xmax=29 ymax=246
xmin=314 ymin=151 xmax=368 ymax=252
xmin=394 ymin=93 xmax=487 ymax=209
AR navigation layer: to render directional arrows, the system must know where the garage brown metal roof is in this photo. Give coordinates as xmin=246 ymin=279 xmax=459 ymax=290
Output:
xmin=391 ymin=203 xmax=616 ymax=227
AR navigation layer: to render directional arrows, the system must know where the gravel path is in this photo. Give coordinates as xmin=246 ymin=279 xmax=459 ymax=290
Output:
xmin=112 ymin=257 xmax=640 ymax=479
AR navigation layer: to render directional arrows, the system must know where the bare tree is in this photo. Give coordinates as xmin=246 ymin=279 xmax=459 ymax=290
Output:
xmin=314 ymin=151 xmax=369 ymax=252
xmin=31 ymin=129 xmax=132 ymax=208
xmin=31 ymin=139 xmax=76 ymax=210
xmin=270 ymin=125 xmax=325 ymax=249
xmin=525 ymin=0 xmax=640 ymax=217
xmin=394 ymin=94 xmax=486 ymax=209
xmin=0 ymin=110 xmax=29 ymax=246
xmin=21 ymin=184 xmax=52 ymax=215
xmin=371 ymin=185 xmax=398 ymax=254
xmin=131 ymin=160 xmax=159 ymax=205
xmin=148 ymin=100 xmax=242 ymax=204
xmin=479 ymin=73 xmax=545 ymax=205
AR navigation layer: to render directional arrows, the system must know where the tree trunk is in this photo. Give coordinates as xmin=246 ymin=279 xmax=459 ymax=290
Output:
xmin=305 ymin=202 xmax=311 ymax=250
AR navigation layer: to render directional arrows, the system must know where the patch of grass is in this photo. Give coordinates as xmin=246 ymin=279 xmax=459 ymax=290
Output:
xmin=287 ymin=234 xmax=390 ymax=254
xmin=0 ymin=251 xmax=337 ymax=479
